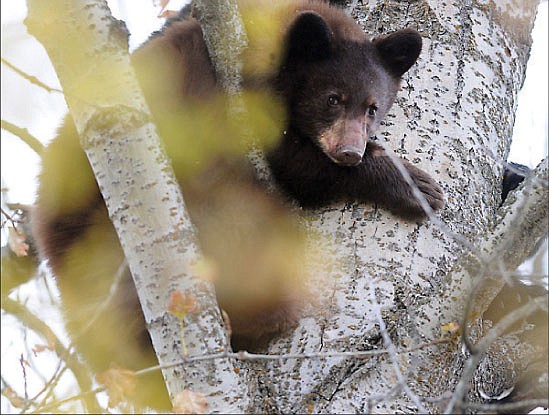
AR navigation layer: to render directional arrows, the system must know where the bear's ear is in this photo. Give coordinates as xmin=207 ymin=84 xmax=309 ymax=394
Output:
xmin=284 ymin=12 xmax=332 ymax=66
xmin=373 ymin=29 xmax=422 ymax=77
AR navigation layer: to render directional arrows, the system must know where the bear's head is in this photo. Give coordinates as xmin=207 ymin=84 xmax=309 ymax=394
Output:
xmin=275 ymin=12 xmax=422 ymax=166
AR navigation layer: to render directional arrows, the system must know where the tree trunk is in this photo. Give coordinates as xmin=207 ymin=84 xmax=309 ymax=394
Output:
xmin=235 ymin=1 xmax=545 ymax=413
xmin=25 ymin=0 xmax=248 ymax=411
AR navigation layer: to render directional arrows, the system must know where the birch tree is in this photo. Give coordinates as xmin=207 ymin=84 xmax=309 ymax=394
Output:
xmin=197 ymin=0 xmax=547 ymax=413
xmin=24 ymin=0 xmax=247 ymax=412
xmin=240 ymin=1 xmax=547 ymax=413
xmin=5 ymin=0 xmax=546 ymax=413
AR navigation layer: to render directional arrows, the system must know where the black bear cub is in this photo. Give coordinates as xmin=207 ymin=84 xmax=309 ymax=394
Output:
xmin=32 ymin=0 xmax=443 ymax=409
xmin=267 ymin=11 xmax=443 ymax=216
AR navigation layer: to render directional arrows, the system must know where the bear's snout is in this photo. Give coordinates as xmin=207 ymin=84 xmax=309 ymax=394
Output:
xmin=331 ymin=145 xmax=363 ymax=166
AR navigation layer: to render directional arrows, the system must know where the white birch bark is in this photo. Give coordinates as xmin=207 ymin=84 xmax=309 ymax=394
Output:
xmin=232 ymin=1 xmax=545 ymax=412
xmin=25 ymin=0 xmax=248 ymax=412
xmin=191 ymin=0 xmax=247 ymax=95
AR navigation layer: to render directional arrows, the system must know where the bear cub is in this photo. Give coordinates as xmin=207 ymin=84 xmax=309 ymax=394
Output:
xmin=32 ymin=0 xmax=444 ymax=410
xmin=266 ymin=11 xmax=444 ymax=216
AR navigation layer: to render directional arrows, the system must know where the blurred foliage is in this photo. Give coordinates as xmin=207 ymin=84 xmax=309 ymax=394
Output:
xmin=1 ymin=245 xmax=38 ymax=295
xmin=1 ymin=205 xmax=39 ymax=296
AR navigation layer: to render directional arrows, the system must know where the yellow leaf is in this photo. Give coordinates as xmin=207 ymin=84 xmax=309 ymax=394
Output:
xmin=8 ymin=227 xmax=29 ymax=257
xmin=4 ymin=387 xmax=24 ymax=408
xmin=97 ymin=364 xmax=137 ymax=408
xmin=440 ymin=321 xmax=461 ymax=337
xmin=167 ymin=290 xmax=200 ymax=320
xmin=172 ymin=389 xmax=209 ymax=414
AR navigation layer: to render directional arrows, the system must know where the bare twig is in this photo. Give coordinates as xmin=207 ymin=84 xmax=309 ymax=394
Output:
xmin=142 ymin=337 xmax=451 ymax=375
xmin=1 ymin=375 xmax=25 ymax=409
xmin=460 ymin=265 xmax=489 ymax=355
xmin=19 ymin=354 xmax=29 ymax=403
xmin=1 ymin=206 xmax=19 ymax=228
xmin=73 ymin=259 xmax=127 ymax=340
xmin=1 ymin=57 xmax=63 ymax=94
xmin=368 ymin=283 xmax=429 ymax=413
xmin=1 ymin=119 xmax=45 ymax=156
xmin=28 ymin=336 xmax=452 ymax=413
xmin=2 ymin=297 xmax=101 ymax=413
xmin=24 ymin=360 xmax=65 ymax=412
xmin=380 ymin=142 xmax=485 ymax=260
xmin=28 ymin=384 xmax=106 ymax=414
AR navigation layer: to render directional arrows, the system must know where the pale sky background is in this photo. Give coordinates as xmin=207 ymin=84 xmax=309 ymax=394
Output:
xmin=1 ymin=1 xmax=547 ymax=413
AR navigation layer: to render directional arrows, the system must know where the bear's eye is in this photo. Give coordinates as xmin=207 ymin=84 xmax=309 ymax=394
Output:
xmin=327 ymin=94 xmax=341 ymax=107
xmin=367 ymin=104 xmax=378 ymax=117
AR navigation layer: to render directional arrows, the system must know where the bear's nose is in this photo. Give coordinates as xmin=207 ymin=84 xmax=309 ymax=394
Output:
xmin=333 ymin=146 xmax=363 ymax=166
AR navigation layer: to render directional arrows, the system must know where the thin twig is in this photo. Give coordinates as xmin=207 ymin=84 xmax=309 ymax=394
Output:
xmin=1 ymin=206 xmax=19 ymax=228
xmin=1 ymin=119 xmax=45 ymax=156
xmin=1 ymin=375 xmax=25 ymax=409
xmin=28 ymin=384 xmax=106 ymax=414
xmin=1 ymin=57 xmax=63 ymax=94
xmin=137 ymin=336 xmax=451 ymax=377
xmin=29 ymin=337 xmax=452 ymax=413
xmin=73 ymin=260 xmax=127 ymax=340
xmin=459 ymin=265 xmax=488 ymax=355
xmin=23 ymin=359 xmax=64 ymax=412
xmin=368 ymin=283 xmax=429 ymax=413
xmin=19 ymin=354 xmax=29 ymax=403
xmin=2 ymin=297 xmax=101 ymax=413
xmin=380 ymin=142 xmax=484 ymax=260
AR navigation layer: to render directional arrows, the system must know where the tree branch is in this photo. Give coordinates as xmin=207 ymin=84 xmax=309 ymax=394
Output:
xmin=489 ymin=157 xmax=549 ymax=271
xmin=1 ymin=297 xmax=100 ymax=412
xmin=1 ymin=57 xmax=63 ymax=95
xmin=443 ymin=157 xmax=548 ymax=352
xmin=25 ymin=0 xmax=247 ymax=411
xmin=368 ymin=283 xmax=429 ymax=413
xmin=1 ymin=119 xmax=45 ymax=156
xmin=191 ymin=0 xmax=247 ymax=95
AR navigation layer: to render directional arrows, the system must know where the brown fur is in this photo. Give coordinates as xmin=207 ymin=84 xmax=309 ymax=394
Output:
xmin=32 ymin=1 xmax=443 ymax=410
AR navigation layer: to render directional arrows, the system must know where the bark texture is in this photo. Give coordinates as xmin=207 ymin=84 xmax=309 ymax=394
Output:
xmin=25 ymin=0 xmax=248 ymax=411
xmin=225 ymin=1 xmax=544 ymax=412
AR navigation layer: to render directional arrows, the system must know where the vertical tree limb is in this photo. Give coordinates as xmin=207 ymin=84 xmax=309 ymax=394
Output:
xmin=25 ymin=0 xmax=248 ymax=411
